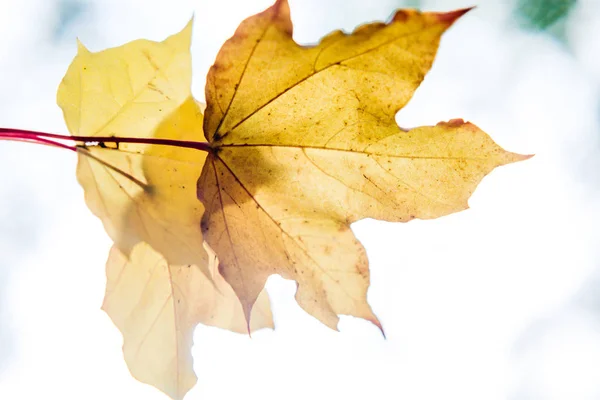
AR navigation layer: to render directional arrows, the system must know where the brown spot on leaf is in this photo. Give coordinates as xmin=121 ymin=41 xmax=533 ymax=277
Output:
xmin=392 ymin=10 xmax=412 ymax=23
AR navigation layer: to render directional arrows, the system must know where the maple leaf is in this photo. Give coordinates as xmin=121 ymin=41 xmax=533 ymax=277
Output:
xmin=103 ymin=242 xmax=272 ymax=400
xmin=56 ymin=22 xmax=209 ymax=274
xmin=198 ymin=0 xmax=530 ymax=330
xmin=55 ymin=22 xmax=273 ymax=400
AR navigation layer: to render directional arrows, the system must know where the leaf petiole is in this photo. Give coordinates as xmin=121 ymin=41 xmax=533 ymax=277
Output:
xmin=0 ymin=128 xmax=213 ymax=152
xmin=0 ymin=134 xmax=78 ymax=152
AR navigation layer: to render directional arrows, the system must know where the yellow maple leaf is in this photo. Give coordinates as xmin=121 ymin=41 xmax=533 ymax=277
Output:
xmin=199 ymin=0 xmax=530 ymax=330
xmin=57 ymin=22 xmax=207 ymax=273
xmin=56 ymin=21 xmax=273 ymax=400
xmin=103 ymin=242 xmax=272 ymax=400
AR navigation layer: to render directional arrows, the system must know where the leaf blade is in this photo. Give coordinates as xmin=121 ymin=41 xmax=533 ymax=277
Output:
xmin=199 ymin=1 xmax=529 ymax=329
xmin=103 ymin=243 xmax=273 ymax=400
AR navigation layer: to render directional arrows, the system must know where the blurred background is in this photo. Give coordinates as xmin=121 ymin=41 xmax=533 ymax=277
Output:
xmin=0 ymin=0 xmax=598 ymax=398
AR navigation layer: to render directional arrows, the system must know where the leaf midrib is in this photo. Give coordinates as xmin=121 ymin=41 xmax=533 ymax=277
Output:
xmin=219 ymin=143 xmax=489 ymax=161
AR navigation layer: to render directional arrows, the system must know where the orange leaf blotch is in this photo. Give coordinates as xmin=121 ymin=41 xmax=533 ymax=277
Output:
xmin=391 ymin=9 xmax=419 ymax=23
xmin=272 ymin=0 xmax=293 ymax=36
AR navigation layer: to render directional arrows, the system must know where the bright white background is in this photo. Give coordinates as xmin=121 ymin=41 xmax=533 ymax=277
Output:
xmin=0 ymin=0 xmax=599 ymax=399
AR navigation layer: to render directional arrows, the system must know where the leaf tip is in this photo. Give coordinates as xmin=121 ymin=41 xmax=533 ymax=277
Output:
xmin=436 ymin=7 xmax=475 ymax=26
xmin=242 ymin=303 xmax=254 ymax=336
xmin=166 ymin=17 xmax=194 ymax=50
xmin=182 ymin=16 xmax=194 ymax=34
xmin=168 ymin=388 xmax=191 ymax=400
xmin=76 ymin=38 xmax=89 ymax=54
xmin=370 ymin=316 xmax=386 ymax=339
xmin=270 ymin=0 xmax=293 ymax=36
xmin=272 ymin=0 xmax=289 ymax=12
xmin=504 ymin=152 xmax=534 ymax=165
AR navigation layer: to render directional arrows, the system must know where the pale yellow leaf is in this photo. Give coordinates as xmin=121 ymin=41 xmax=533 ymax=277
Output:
xmin=103 ymin=242 xmax=272 ymax=400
